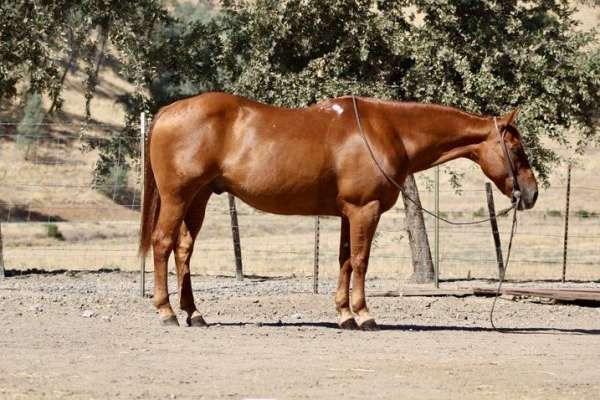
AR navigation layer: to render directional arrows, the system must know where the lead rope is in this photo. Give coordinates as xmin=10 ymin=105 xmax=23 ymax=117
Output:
xmin=350 ymin=95 xmax=520 ymax=331
xmin=489 ymin=205 xmax=518 ymax=331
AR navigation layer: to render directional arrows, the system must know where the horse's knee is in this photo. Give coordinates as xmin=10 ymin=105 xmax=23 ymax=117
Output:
xmin=350 ymin=254 xmax=367 ymax=273
xmin=152 ymin=231 xmax=175 ymax=260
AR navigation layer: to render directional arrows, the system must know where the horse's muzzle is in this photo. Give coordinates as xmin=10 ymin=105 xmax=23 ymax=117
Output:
xmin=518 ymin=187 xmax=538 ymax=210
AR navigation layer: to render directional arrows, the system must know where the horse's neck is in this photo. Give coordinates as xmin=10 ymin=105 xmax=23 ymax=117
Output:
xmin=390 ymin=104 xmax=492 ymax=173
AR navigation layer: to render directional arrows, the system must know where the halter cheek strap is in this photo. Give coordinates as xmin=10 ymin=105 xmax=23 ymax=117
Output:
xmin=493 ymin=117 xmax=521 ymax=206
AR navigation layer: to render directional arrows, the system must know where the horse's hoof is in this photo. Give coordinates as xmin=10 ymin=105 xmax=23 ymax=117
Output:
xmin=339 ymin=317 xmax=359 ymax=330
xmin=159 ymin=315 xmax=179 ymax=326
xmin=358 ymin=318 xmax=378 ymax=331
xmin=186 ymin=314 xmax=208 ymax=327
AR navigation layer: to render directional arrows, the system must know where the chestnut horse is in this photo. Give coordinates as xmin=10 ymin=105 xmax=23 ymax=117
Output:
xmin=139 ymin=92 xmax=538 ymax=329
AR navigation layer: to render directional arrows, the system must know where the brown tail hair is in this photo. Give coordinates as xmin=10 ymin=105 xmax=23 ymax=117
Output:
xmin=138 ymin=111 xmax=164 ymax=257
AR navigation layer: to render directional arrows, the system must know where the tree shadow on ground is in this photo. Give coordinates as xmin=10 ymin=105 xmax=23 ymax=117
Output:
xmin=96 ymin=186 xmax=141 ymax=211
xmin=2 ymin=267 xmax=120 ymax=277
xmin=0 ymin=202 xmax=65 ymax=222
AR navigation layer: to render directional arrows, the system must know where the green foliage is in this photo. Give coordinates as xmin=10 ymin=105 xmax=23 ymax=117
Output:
xmin=546 ymin=209 xmax=563 ymax=217
xmin=45 ymin=224 xmax=65 ymax=241
xmin=401 ymin=0 xmax=599 ymax=183
xmin=574 ymin=209 xmax=598 ymax=218
xmin=0 ymin=0 xmax=167 ymax=109
xmin=0 ymin=2 xmax=66 ymax=101
xmin=213 ymin=0 xmax=406 ymax=105
xmin=473 ymin=207 xmax=486 ymax=218
xmin=16 ymin=92 xmax=44 ymax=159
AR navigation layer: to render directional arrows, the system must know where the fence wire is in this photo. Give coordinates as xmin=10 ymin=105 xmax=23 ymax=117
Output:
xmin=0 ymin=122 xmax=599 ymax=282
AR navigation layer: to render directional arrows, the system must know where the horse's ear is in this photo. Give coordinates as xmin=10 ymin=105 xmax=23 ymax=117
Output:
xmin=501 ymin=108 xmax=519 ymax=126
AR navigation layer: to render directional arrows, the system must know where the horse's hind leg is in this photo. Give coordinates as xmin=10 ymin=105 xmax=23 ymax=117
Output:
xmin=152 ymin=193 xmax=190 ymax=326
xmin=174 ymin=189 xmax=212 ymax=327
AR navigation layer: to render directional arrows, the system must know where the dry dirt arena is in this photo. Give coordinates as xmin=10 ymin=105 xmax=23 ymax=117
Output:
xmin=1 ymin=271 xmax=599 ymax=400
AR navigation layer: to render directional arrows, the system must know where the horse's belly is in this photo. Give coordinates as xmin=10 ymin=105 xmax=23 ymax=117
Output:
xmin=219 ymin=168 xmax=340 ymax=216
xmin=233 ymin=190 xmax=340 ymax=216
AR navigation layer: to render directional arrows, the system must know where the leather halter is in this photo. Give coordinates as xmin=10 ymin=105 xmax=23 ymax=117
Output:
xmin=493 ymin=117 xmax=521 ymax=206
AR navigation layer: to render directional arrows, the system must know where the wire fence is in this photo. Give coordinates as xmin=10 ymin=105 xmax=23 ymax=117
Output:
xmin=0 ymin=120 xmax=599 ymax=287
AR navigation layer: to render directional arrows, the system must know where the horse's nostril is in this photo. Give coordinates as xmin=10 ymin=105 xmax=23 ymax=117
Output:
xmin=532 ymin=190 xmax=538 ymax=204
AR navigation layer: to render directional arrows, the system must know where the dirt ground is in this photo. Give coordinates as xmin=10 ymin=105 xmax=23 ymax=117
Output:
xmin=1 ymin=271 xmax=599 ymax=400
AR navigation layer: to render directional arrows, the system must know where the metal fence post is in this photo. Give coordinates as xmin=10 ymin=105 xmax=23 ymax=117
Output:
xmin=313 ymin=216 xmax=320 ymax=294
xmin=562 ymin=163 xmax=571 ymax=283
xmin=434 ymin=166 xmax=440 ymax=288
xmin=139 ymin=112 xmax=146 ymax=297
xmin=485 ymin=182 xmax=504 ymax=280
xmin=228 ymin=193 xmax=244 ymax=281
xmin=0 ymin=222 xmax=5 ymax=279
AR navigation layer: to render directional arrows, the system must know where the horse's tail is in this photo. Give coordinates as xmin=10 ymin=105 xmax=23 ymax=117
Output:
xmin=138 ymin=110 xmax=164 ymax=257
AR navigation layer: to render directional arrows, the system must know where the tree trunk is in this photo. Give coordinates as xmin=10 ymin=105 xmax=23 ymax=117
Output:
xmin=85 ymin=22 xmax=109 ymax=118
xmin=49 ymin=29 xmax=80 ymax=114
xmin=401 ymin=174 xmax=434 ymax=283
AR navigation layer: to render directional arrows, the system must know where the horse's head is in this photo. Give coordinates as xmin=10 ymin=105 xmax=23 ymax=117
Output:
xmin=476 ymin=109 xmax=538 ymax=210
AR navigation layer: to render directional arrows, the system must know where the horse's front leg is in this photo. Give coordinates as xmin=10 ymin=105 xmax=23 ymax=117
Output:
xmin=335 ymin=216 xmax=357 ymax=329
xmin=344 ymin=200 xmax=381 ymax=330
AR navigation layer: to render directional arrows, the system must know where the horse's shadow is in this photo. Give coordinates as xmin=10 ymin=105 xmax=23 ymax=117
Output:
xmin=214 ymin=321 xmax=600 ymax=335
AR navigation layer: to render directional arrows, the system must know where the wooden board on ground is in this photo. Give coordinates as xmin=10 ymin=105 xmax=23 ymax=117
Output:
xmin=371 ymin=287 xmax=600 ymax=305
xmin=470 ymin=287 xmax=600 ymax=304
xmin=372 ymin=289 xmax=473 ymax=297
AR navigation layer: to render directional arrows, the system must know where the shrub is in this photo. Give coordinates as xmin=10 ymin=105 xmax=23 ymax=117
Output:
xmin=45 ymin=223 xmax=65 ymax=240
xmin=546 ymin=210 xmax=562 ymax=218
xmin=575 ymin=210 xmax=598 ymax=219
xmin=473 ymin=207 xmax=486 ymax=218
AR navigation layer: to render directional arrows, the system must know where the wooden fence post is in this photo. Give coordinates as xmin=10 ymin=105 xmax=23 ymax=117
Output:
xmin=313 ymin=216 xmax=320 ymax=294
xmin=139 ymin=112 xmax=146 ymax=297
xmin=0 ymin=222 xmax=5 ymax=279
xmin=485 ymin=182 xmax=504 ymax=280
xmin=562 ymin=163 xmax=571 ymax=283
xmin=228 ymin=193 xmax=244 ymax=281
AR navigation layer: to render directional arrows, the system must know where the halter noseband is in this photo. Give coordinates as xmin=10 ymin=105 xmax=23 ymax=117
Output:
xmin=493 ymin=117 xmax=521 ymax=206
